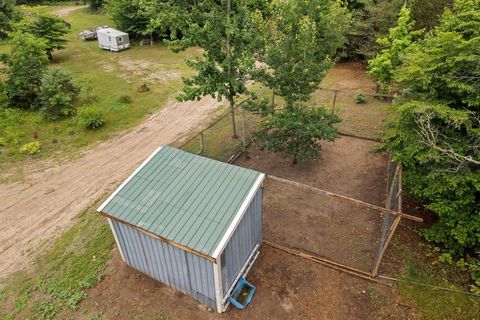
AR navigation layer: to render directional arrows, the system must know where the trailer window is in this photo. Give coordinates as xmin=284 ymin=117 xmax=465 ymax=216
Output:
xmin=118 ymin=36 xmax=123 ymax=43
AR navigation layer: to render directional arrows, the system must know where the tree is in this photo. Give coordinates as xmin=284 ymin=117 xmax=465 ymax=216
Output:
xmin=247 ymin=0 xmax=347 ymax=163
xmin=341 ymin=0 xmax=404 ymax=60
xmin=17 ymin=13 xmax=71 ymax=60
xmin=89 ymin=0 xmax=103 ymax=12
xmin=257 ymin=0 xmax=350 ymax=106
xmin=5 ymin=32 xmax=48 ymax=109
xmin=39 ymin=69 xmax=80 ymax=121
xmin=383 ymin=0 xmax=480 ymax=254
xmin=368 ymin=6 xmax=422 ymax=88
xmin=411 ymin=0 xmax=453 ymax=31
xmin=105 ymin=0 xmax=152 ymax=38
xmin=0 ymin=0 xmax=20 ymax=39
xmin=257 ymin=105 xmax=340 ymax=164
xmin=144 ymin=0 xmax=269 ymax=138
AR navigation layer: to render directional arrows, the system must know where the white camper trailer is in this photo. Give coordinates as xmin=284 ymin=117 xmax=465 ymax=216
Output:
xmin=97 ymin=28 xmax=130 ymax=52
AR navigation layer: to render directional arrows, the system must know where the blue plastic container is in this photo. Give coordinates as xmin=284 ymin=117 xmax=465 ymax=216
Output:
xmin=229 ymin=278 xmax=256 ymax=310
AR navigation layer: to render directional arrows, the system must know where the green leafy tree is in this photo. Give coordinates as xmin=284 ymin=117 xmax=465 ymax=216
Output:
xmin=257 ymin=105 xmax=340 ymax=164
xmin=342 ymin=0 xmax=404 ymax=60
xmin=249 ymin=0 xmax=347 ymax=163
xmin=258 ymin=0 xmax=350 ymax=106
xmin=383 ymin=0 xmax=480 ymax=254
xmin=17 ymin=13 xmax=71 ymax=60
xmin=0 ymin=0 xmax=20 ymax=39
xmin=411 ymin=0 xmax=453 ymax=31
xmin=0 ymin=81 xmax=7 ymax=110
xmin=5 ymin=32 xmax=48 ymax=109
xmin=368 ymin=7 xmax=422 ymax=88
xmin=89 ymin=0 xmax=103 ymax=12
xmin=145 ymin=0 xmax=269 ymax=138
xmin=105 ymin=0 xmax=152 ymax=38
xmin=39 ymin=69 xmax=81 ymax=121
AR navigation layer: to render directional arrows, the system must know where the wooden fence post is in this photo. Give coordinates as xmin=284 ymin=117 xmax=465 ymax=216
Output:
xmin=331 ymin=90 xmax=338 ymax=115
xmin=200 ymin=132 xmax=205 ymax=156
xmin=242 ymin=107 xmax=247 ymax=150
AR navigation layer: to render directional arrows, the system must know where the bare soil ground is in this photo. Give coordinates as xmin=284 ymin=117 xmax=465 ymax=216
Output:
xmin=72 ymin=136 xmax=416 ymax=320
xmin=237 ymin=137 xmax=388 ymax=272
xmin=236 ymin=136 xmax=388 ymax=205
xmin=76 ymin=248 xmax=408 ymax=320
xmin=53 ymin=5 xmax=87 ymax=17
xmin=0 ymin=97 xmax=221 ymax=282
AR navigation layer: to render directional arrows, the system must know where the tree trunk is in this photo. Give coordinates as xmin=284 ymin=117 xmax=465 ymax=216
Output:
xmin=226 ymin=0 xmax=237 ymax=138
xmin=229 ymin=95 xmax=238 ymax=139
xmin=46 ymin=50 xmax=53 ymax=61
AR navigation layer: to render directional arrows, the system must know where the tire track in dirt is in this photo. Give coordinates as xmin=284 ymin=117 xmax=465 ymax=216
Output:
xmin=0 ymin=97 xmax=221 ymax=282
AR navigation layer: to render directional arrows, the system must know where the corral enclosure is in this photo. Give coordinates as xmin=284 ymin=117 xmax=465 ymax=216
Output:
xmin=235 ymin=136 xmax=392 ymax=274
xmin=263 ymin=177 xmax=385 ymax=272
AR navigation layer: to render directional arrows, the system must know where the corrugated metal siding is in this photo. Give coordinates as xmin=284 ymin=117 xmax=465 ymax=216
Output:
xmin=102 ymin=146 xmax=262 ymax=256
xmin=111 ymin=220 xmax=217 ymax=309
xmin=220 ymin=188 xmax=263 ymax=295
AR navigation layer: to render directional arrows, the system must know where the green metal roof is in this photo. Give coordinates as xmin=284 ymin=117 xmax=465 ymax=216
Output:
xmin=98 ymin=146 xmax=263 ymax=257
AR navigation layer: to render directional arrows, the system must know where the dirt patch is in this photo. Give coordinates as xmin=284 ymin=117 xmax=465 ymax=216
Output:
xmin=321 ymin=62 xmax=377 ymax=93
xmin=100 ymin=57 xmax=183 ymax=84
xmin=236 ymin=136 xmax=388 ymax=205
xmin=75 ymin=248 xmax=411 ymax=320
xmin=262 ymin=178 xmax=384 ymax=272
xmin=235 ymin=136 xmax=389 ymax=273
xmin=0 ymin=97 xmax=222 ymax=283
xmin=53 ymin=5 xmax=87 ymax=17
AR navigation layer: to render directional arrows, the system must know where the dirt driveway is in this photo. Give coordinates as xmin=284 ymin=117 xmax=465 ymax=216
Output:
xmin=53 ymin=5 xmax=88 ymax=17
xmin=0 ymin=98 xmax=221 ymax=282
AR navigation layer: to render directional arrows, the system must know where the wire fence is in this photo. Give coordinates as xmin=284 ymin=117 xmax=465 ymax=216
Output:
xmin=174 ymin=95 xmax=265 ymax=163
xmin=372 ymin=156 xmax=403 ymax=275
xmin=173 ymin=88 xmax=407 ymax=277
xmin=312 ymin=87 xmax=394 ymax=141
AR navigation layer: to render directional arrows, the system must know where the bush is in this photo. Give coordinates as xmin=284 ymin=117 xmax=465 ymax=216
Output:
xmin=257 ymin=104 xmax=341 ymax=164
xmin=355 ymin=92 xmax=367 ymax=104
xmin=78 ymin=106 xmax=105 ymax=129
xmin=5 ymin=32 xmax=48 ymax=109
xmin=0 ymin=82 xmax=7 ymax=110
xmin=118 ymin=94 xmax=132 ymax=104
xmin=39 ymin=69 xmax=80 ymax=121
xmin=19 ymin=141 xmax=41 ymax=155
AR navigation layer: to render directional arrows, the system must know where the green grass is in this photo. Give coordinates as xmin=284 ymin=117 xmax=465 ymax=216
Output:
xmin=0 ymin=204 xmax=115 ymax=320
xmin=0 ymin=6 xmax=198 ymax=175
xmin=389 ymin=241 xmax=480 ymax=320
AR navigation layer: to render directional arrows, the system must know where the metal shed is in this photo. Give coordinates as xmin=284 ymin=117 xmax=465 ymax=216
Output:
xmin=97 ymin=146 xmax=265 ymax=312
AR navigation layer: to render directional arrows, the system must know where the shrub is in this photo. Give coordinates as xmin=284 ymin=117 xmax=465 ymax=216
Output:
xmin=257 ymin=104 xmax=341 ymax=164
xmin=19 ymin=141 xmax=41 ymax=155
xmin=5 ymin=32 xmax=48 ymax=109
xmin=118 ymin=94 xmax=132 ymax=104
xmin=78 ymin=106 xmax=105 ymax=129
xmin=39 ymin=69 xmax=80 ymax=121
xmin=355 ymin=92 xmax=367 ymax=104
xmin=0 ymin=82 xmax=7 ymax=110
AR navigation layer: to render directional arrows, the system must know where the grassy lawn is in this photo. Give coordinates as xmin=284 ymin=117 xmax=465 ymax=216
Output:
xmin=385 ymin=238 xmax=480 ymax=320
xmin=0 ymin=6 xmax=198 ymax=176
xmin=0 ymin=205 xmax=115 ymax=320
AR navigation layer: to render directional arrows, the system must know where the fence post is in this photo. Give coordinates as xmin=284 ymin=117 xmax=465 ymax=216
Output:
xmin=331 ymin=90 xmax=338 ymax=115
xmin=200 ymin=132 xmax=205 ymax=156
xmin=242 ymin=107 xmax=247 ymax=150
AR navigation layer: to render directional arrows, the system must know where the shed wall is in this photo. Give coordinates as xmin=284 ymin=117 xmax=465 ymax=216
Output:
xmin=110 ymin=220 xmax=216 ymax=309
xmin=220 ymin=188 xmax=263 ymax=296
